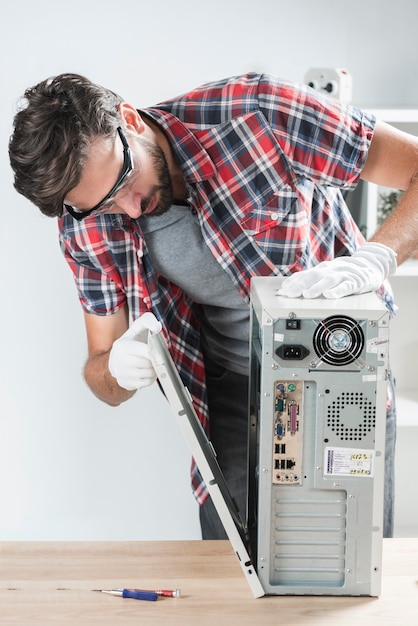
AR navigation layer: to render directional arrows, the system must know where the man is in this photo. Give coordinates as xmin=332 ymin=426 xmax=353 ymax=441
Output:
xmin=9 ymin=72 xmax=418 ymax=539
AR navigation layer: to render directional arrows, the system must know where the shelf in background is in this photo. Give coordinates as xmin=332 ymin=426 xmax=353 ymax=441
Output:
xmin=355 ymin=109 xmax=418 ymax=237
xmin=393 ymin=259 xmax=418 ymax=277
xmin=362 ymin=108 xmax=418 ymax=122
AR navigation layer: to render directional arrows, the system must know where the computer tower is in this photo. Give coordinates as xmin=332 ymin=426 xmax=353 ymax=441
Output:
xmin=249 ymin=277 xmax=389 ymax=596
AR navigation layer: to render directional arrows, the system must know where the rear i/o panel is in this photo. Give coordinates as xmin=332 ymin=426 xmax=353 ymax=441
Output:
xmin=273 ymin=380 xmax=303 ymax=484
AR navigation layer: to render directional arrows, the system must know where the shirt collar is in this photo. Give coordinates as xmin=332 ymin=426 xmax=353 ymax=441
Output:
xmin=140 ymin=108 xmax=217 ymax=183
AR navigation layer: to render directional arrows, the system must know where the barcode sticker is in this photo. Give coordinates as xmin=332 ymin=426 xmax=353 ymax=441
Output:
xmin=325 ymin=447 xmax=374 ymax=477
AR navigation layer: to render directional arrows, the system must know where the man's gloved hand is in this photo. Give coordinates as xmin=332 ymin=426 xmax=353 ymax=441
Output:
xmin=277 ymin=242 xmax=397 ymax=299
xmin=108 ymin=312 xmax=162 ymax=391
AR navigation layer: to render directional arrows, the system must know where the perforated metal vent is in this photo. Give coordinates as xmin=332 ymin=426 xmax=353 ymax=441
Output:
xmin=313 ymin=315 xmax=364 ymax=366
xmin=326 ymin=391 xmax=376 ymax=441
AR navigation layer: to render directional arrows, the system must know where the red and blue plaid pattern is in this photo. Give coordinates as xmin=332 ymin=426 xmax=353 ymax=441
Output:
xmin=59 ymin=73 xmax=394 ymax=504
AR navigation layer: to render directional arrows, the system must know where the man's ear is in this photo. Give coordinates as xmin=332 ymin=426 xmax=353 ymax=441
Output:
xmin=118 ymin=102 xmax=146 ymax=134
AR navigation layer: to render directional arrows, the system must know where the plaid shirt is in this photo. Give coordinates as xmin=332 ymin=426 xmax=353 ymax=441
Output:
xmin=59 ymin=73 xmax=394 ymax=504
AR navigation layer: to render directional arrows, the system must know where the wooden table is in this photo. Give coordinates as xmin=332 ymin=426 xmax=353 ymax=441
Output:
xmin=0 ymin=539 xmax=417 ymax=625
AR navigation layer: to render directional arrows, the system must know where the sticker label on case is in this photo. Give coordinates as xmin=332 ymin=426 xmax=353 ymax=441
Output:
xmin=324 ymin=447 xmax=374 ymax=477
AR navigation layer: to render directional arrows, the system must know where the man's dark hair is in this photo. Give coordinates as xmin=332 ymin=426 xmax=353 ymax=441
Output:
xmin=9 ymin=73 xmax=123 ymax=217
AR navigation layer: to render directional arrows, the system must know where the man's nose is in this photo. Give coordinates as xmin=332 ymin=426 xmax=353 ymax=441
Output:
xmin=114 ymin=190 xmax=143 ymax=219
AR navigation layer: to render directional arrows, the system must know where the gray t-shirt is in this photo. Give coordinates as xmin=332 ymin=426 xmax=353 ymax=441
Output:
xmin=139 ymin=205 xmax=250 ymax=375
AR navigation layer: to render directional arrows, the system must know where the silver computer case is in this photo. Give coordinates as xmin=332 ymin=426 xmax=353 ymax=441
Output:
xmin=249 ymin=277 xmax=389 ymax=596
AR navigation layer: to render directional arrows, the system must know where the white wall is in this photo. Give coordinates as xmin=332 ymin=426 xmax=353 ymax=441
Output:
xmin=1 ymin=0 xmax=417 ymax=540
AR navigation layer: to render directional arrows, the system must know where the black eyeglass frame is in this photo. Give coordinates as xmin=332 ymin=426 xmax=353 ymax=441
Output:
xmin=63 ymin=126 xmax=134 ymax=221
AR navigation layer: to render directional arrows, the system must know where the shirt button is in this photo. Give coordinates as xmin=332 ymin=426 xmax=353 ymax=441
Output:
xmin=271 ymin=212 xmax=279 ymax=220
xmin=137 ymin=249 xmax=144 ymax=259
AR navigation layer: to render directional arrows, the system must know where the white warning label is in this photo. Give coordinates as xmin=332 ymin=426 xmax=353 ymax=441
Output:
xmin=325 ymin=447 xmax=374 ymax=477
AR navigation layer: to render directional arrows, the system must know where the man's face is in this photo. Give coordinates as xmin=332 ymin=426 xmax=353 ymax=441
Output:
xmin=64 ymin=128 xmax=174 ymax=220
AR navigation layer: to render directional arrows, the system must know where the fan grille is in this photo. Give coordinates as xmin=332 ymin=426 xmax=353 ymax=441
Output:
xmin=326 ymin=391 xmax=376 ymax=441
xmin=313 ymin=315 xmax=364 ymax=366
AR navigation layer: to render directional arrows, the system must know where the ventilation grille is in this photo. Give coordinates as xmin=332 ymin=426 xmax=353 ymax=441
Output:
xmin=313 ymin=315 xmax=364 ymax=366
xmin=326 ymin=391 xmax=376 ymax=441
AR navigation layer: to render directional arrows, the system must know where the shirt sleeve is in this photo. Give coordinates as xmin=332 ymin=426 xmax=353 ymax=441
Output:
xmin=58 ymin=215 xmax=127 ymax=316
xmin=256 ymin=73 xmax=376 ymax=189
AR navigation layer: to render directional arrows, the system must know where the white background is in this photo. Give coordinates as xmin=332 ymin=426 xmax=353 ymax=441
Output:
xmin=1 ymin=0 xmax=417 ymax=540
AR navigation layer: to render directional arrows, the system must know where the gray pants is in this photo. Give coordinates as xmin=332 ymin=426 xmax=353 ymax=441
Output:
xmin=200 ymin=360 xmax=396 ymax=539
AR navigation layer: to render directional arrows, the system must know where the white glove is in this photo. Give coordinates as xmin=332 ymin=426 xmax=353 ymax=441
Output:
xmin=108 ymin=312 xmax=162 ymax=391
xmin=277 ymin=242 xmax=397 ymax=299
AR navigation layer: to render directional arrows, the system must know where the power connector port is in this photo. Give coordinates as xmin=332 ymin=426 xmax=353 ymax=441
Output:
xmin=276 ymin=344 xmax=310 ymax=360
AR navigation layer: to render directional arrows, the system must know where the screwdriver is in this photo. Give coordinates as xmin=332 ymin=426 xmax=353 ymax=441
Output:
xmin=93 ymin=587 xmax=181 ymax=600
xmin=93 ymin=588 xmax=158 ymax=601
